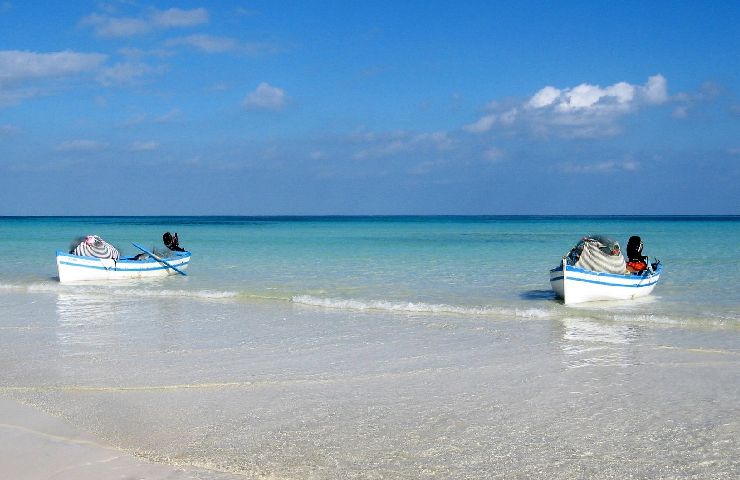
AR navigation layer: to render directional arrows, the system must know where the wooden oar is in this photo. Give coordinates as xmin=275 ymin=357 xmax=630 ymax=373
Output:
xmin=132 ymin=243 xmax=188 ymax=276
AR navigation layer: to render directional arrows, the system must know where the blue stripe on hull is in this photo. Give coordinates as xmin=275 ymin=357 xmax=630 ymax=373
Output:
xmin=57 ymin=260 xmax=188 ymax=273
xmin=564 ymin=276 xmax=659 ymax=289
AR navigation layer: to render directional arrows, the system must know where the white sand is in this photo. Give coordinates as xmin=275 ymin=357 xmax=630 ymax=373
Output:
xmin=0 ymin=397 xmax=236 ymax=480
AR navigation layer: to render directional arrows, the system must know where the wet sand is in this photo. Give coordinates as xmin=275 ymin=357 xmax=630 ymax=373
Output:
xmin=0 ymin=397 xmax=241 ymax=480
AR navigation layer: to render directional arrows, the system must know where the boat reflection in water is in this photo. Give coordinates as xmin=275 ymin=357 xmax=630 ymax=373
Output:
xmin=55 ymin=291 xmax=122 ymax=360
xmin=557 ymin=314 xmax=643 ymax=369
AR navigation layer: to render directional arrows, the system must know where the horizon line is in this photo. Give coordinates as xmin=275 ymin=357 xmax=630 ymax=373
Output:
xmin=2 ymin=214 xmax=738 ymax=219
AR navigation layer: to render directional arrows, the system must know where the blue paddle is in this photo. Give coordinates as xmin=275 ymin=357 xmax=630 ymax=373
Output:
xmin=132 ymin=243 xmax=188 ymax=276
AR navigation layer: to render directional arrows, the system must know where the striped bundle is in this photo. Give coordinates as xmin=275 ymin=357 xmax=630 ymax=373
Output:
xmin=575 ymin=238 xmax=626 ymax=274
xmin=72 ymin=235 xmax=120 ymax=260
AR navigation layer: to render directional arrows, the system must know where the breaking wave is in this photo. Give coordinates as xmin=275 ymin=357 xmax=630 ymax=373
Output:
xmin=1 ymin=281 xmax=240 ymax=300
xmin=103 ymin=288 xmax=240 ymax=299
xmin=291 ymin=295 xmax=551 ymax=319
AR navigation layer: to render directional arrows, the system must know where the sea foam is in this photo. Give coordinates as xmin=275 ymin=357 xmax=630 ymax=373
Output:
xmin=8 ymin=281 xmax=240 ymax=300
xmin=291 ymin=294 xmax=551 ymax=319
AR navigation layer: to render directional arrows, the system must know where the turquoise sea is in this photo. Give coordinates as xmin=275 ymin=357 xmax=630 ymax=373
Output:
xmin=1 ymin=216 xmax=738 ymax=478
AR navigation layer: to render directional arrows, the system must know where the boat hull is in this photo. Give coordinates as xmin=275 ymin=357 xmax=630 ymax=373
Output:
xmin=56 ymin=251 xmax=191 ymax=283
xmin=550 ymin=260 xmax=661 ymax=305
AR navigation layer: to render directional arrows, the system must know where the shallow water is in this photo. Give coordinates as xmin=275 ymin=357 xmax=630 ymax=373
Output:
xmin=0 ymin=216 xmax=738 ymax=478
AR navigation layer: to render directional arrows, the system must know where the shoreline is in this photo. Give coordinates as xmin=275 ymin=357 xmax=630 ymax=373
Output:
xmin=0 ymin=397 xmax=238 ymax=480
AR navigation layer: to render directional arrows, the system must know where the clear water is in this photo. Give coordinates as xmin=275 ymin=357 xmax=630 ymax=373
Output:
xmin=0 ymin=216 xmax=738 ymax=478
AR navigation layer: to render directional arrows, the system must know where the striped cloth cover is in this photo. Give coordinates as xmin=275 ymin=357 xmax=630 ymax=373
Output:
xmin=575 ymin=238 xmax=626 ymax=274
xmin=72 ymin=235 xmax=120 ymax=260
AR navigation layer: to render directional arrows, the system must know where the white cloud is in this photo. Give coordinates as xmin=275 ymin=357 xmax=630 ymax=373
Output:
xmin=527 ymin=86 xmax=560 ymax=108
xmin=640 ymin=74 xmax=668 ymax=104
xmin=55 ymin=140 xmax=108 ymax=152
xmin=468 ymin=74 xmax=670 ymax=138
xmin=557 ymin=81 xmax=636 ymax=111
xmin=0 ymin=50 xmax=107 ymax=83
xmin=81 ymin=7 xmax=208 ymax=38
xmin=0 ymin=50 xmax=106 ymax=106
xmin=464 ymin=114 xmax=496 ymax=133
xmin=532 ymin=80 xmax=638 ymax=115
xmin=536 ymin=75 xmax=666 ymax=116
xmin=242 ymin=82 xmax=286 ymax=111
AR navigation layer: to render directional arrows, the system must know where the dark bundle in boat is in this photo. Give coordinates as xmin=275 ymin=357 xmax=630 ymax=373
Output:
xmin=163 ymin=232 xmax=186 ymax=252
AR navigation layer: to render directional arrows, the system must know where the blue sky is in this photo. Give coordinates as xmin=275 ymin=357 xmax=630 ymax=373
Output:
xmin=1 ymin=1 xmax=738 ymax=215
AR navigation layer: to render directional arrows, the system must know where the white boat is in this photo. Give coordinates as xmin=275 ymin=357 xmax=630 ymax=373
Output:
xmin=56 ymin=250 xmax=191 ymax=283
xmin=550 ymin=258 xmax=662 ymax=305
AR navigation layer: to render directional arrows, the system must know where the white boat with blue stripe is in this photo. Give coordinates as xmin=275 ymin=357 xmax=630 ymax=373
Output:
xmin=56 ymin=249 xmax=191 ymax=283
xmin=550 ymin=259 xmax=662 ymax=305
